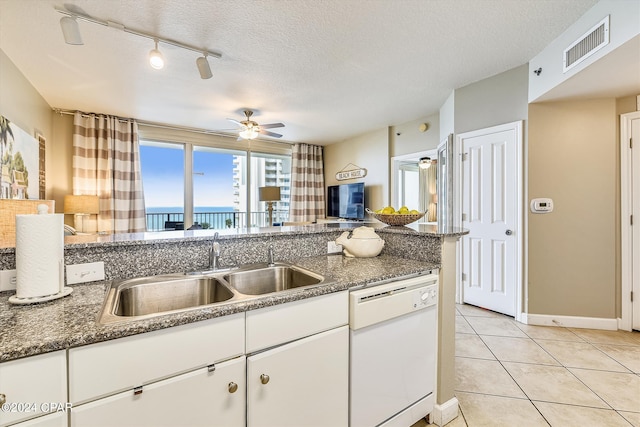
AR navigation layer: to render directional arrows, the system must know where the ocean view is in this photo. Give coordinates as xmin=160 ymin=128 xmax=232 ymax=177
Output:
xmin=146 ymin=206 xmax=235 ymax=214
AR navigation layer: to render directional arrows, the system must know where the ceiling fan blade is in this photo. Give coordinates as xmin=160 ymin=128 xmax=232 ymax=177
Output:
xmin=259 ymin=130 xmax=283 ymax=138
xmin=227 ymin=118 xmax=243 ymax=126
xmin=259 ymin=122 xmax=285 ymax=130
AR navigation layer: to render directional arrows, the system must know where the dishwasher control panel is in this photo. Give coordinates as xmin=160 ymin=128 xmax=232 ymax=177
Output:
xmin=413 ymin=284 xmax=438 ymax=310
xmin=349 ymin=273 xmax=439 ymax=330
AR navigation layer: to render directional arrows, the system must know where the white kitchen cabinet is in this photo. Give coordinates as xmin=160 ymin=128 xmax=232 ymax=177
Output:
xmin=246 ymin=326 xmax=349 ymax=427
xmin=246 ymin=291 xmax=348 ymax=353
xmin=70 ymin=355 xmax=245 ymax=427
xmin=6 ymin=413 xmax=66 ymax=427
xmin=0 ymin=351 xmax=66 ymax=427
xmin=69 ymin=312 xmax=244 ymax=404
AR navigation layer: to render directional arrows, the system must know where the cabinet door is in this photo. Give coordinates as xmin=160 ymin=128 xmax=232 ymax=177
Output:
xmin=247 ymin=326 xmax=348 ymax=427
xmin=70 ymin=356 xmax=245 ymax=427
xmin=0 ymin=351 xmax=66 ymax=427
xmin=9 ymin=413 xmax=66 ymax=427
xmin=69 ymin=312 xmax=244 ymax=404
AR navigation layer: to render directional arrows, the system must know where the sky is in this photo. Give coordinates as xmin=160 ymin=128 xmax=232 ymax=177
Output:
xmin=140 ymin=144 xmax=235 ymax=208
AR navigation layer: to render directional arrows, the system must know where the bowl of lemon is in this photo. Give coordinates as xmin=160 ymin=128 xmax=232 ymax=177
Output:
xmin=366 ymin=206 xmax=426 ymax=226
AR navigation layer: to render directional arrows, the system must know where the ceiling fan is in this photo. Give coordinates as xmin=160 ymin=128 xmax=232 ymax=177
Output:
xmin=227 ymin=110 xmax=285 ymax=140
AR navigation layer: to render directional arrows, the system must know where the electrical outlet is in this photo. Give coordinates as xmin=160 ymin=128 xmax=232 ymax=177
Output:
xmin=327 ymin=241 xmax=343 ymax=254
xmin=0 ymin=269 xmax=17 ymax=291
xmin=66 ymin=262 xmax=105 ymax=285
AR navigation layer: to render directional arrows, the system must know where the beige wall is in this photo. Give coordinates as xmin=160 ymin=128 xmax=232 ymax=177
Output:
xmin=528 ymin=99 xmax=618 ymax=318
xmin=389 ymin=113 xmax=440 ymax=158
xmin=50 ymin=113 xmax=74 ymax=215
xmin=0 ymin=49 xmax=54 ymax=199
xmin=324 ymin=127 xmax=389 ymax=211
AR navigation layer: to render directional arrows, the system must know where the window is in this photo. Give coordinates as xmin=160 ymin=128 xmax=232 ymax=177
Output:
xmin=193 ymin=146 xmax=246 ymax=229
xmin=140 ymin=136 xmax=291 ymax=231
xmin=139 ymin=141 xmax=184 ymax=230
xmin=250 ymin=153 xmax=291 ymax=226
xmin=398 ymin=164 xmax=419 ymax=209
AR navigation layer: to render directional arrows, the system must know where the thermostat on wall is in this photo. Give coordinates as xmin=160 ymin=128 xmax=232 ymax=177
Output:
xmin=530 ymin=198 xmax=553 ymax=213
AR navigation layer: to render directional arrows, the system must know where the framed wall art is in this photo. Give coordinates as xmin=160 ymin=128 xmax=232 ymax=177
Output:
xmin=0 ymin=114 xmax=41 ymax=200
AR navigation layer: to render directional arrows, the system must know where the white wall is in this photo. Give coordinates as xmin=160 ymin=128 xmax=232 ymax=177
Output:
xmin=529 ymin=0 xmax=640 ymax=102
xmin=389 ymin=113 xmax=440 ymax=157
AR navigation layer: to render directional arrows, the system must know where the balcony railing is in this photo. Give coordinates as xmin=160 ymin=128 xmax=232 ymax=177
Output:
xmin=145 ymin=210 xmax=290 ymax=231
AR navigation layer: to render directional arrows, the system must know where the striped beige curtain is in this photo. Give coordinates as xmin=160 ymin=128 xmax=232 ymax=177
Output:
xmin=289 ymin=143 xmax=325 ymax=222
xmin=72 ymin=112 xmax=146 ymax=233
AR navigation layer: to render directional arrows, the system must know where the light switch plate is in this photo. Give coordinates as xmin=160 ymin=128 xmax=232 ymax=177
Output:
xmin=0 ymin=269 xmax=17 ymax=291
xmin=66 ymin=262 xmax=105 ymax=284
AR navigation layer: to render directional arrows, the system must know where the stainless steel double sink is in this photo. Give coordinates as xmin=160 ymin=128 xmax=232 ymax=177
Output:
xmin=98 ymin=262 xmax=329 ymax=325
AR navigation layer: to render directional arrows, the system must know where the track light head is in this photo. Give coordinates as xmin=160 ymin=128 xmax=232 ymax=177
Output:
xmin=196 ymin=55 xmax=213 ymax=79
xmin=60 ymin=16 xmax=83 ymax=45
xmin=148 ymin=39 xmax=164 ymax=70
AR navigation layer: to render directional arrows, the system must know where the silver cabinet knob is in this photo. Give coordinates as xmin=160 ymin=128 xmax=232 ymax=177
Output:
xmin=228 ymin=382 xmax=238 ymax=393
xmin=260 ymin=374 xmax=270 ymax=385
xmin=0 ymin=393 xmax=6 ymax=406
xmin=505 ymin=229 xmax=513 ymax=236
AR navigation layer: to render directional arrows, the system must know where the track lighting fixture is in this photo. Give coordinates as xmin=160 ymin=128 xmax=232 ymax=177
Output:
xmin=56 ymin=7 xmax=221 ymax=77
xmin=60 ymin=16 xmax=83 ymax=45
xmin=419 ymin=157 xmax=431 ymax=169
xmin=196 ymin=54 xmax=213 ymax=79
xmin=149 ymin=39 xmax=164 ymax=70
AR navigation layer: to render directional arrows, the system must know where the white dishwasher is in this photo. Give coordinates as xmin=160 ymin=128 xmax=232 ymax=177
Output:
xmin=349 ymin=272 xmax=438 ymax=427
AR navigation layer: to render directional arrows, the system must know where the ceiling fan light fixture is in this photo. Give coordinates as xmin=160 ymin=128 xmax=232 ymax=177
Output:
xmin=60 ymin=16 xmax=83 ymax=45
xmin=419 ymin=157 xmax=432 ymax=169
xmin=149 ymin=39 xmax=164 ymax=70
xmin=196 ymin=55 xmax=212 ymax=79
xmin=239 ymin=128 xmax=259 ymax=140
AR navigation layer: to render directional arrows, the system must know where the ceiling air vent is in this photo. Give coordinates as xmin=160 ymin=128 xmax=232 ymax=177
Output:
xmin=563 ymin=15 xmax=609 ymax=73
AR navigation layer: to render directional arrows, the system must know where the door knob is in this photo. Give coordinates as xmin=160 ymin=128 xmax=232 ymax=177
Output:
xmin=228 ymin=382 xmax=238 ymax=393
xmin=505 ymin=229 xmax=513 ymax=236
xmin=260 ymin=374 xmax=270 ymax=384
xmin=0 ymin=393 xmax=5 ymax=406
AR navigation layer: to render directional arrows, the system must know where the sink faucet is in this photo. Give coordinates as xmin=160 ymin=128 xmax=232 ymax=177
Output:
xmin=209 ymin=232 xmax=221 ymax=270
xmin=267 ymin=245 xmax=275 ymax=267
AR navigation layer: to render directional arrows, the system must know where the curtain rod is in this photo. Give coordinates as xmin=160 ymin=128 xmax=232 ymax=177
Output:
xmin=53 ymin=108 xmax=294 ymax=147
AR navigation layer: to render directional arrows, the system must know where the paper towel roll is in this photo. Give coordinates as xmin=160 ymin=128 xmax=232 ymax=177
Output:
xmin=15 ymin=206 xmax=64 ymax=299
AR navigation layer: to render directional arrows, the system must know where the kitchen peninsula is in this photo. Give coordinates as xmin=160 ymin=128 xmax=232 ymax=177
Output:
xmin=0 ymin=223 xmax=466 ymax=426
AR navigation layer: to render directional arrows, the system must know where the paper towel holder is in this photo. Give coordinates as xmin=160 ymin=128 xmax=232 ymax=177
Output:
xmin=64 ymin=195 xmax=99 ymax=233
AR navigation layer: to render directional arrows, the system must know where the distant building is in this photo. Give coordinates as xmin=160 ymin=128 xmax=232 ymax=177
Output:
xmin=233 ymin=155 xmax=291 ymax=224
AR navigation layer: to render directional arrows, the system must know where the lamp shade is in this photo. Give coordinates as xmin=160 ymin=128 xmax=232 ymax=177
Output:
xmin=258 ymin=187 xmax=281 ymax=202
xmin=64 ymin=195 xmax=99 ymax=214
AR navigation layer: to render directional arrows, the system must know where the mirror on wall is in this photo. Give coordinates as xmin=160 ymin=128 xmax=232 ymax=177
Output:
xmin=391 ymin=149 xmax=438 ymax=224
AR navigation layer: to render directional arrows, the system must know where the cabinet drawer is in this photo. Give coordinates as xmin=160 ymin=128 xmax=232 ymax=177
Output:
xmin=7 ymin=412 xmax=67 ymax=427
xmin=0 ymin=351 xmax=66 ymax=427
xmin=69 ymin=312 xmax=244 ymax=404
xmin=71 ymin=356 xmax=246 ymax=427
xmin=246 ymin=291 xmax=348 ymax=353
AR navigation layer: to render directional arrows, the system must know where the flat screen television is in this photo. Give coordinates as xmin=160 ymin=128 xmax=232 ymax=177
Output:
xmin=327 ymin=182 xmax=365 ymax=220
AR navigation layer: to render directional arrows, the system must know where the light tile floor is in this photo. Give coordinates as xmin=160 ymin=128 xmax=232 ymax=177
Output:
xmin=412 ymin=304 xmax=640 ymax=427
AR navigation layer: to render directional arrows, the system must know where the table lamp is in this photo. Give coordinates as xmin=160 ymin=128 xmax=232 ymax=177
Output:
xmin=64 ymin=195 xmax=99 ymax=233
xmin=259 ymin=187 xmax=281 ymax=227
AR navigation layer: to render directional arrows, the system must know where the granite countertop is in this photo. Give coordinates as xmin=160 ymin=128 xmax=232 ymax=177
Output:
xmin=0 ymin=254 xmax=438 ymax=362
xmin=1 ymin=222 xmax=467 ymax=252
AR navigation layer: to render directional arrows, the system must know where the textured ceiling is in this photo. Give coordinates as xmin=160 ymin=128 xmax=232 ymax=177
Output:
xmin=0 ymin=0 xmax=601 ymax=144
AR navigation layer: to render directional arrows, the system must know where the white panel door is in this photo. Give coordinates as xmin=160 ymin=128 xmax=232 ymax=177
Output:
xmin=461 ymin=123 xmax=520 ymax=316
xmin=632 ymin=115 xmax=640 ymax=331
xmin=247 ymin=326 xmax=349 ymax=427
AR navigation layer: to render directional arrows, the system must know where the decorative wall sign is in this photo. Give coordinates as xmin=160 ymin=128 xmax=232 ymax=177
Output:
xmin=0 ymin=115 xmax=41 ymax=200
xmin=335 ymin=163 xmax=367 ymax=181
